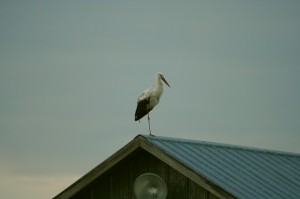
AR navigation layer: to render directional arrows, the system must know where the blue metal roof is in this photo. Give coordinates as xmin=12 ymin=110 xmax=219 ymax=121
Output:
xmin=143 ymin=135 xmax=300 ymax=199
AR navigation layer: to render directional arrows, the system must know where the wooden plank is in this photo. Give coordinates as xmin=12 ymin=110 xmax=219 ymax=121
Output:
xmin=166 ymin=167 xmax=187 ymax=198
xmin=188 ymin=179 xmax=208 ymax=199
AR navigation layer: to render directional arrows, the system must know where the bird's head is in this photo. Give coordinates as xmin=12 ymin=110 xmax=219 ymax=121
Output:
xmin=158 ymin=72 xmax=171 ymax=88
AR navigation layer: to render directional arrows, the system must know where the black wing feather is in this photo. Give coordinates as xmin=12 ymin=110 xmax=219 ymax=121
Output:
xmin=135 ymin=98 xmax=152 ymax=121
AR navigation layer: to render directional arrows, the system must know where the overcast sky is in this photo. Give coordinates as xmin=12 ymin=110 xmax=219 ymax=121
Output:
xmin=1 ymin=1 xmax=300 ymax=199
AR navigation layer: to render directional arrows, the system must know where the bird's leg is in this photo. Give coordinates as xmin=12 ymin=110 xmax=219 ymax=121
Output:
xmin=148 ymin=113 xmax=152 ymax=135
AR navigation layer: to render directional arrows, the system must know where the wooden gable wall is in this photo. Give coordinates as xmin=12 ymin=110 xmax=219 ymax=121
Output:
xmin=71 ymin=148 xmax=219 ymax=199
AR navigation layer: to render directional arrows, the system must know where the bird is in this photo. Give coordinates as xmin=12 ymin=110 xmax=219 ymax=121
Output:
xmin=135 ymin=72 xmax=171 ymax=135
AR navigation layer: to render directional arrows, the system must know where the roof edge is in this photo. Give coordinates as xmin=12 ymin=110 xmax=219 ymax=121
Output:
xmin=141 ymin=134 xmax=300 ymax=157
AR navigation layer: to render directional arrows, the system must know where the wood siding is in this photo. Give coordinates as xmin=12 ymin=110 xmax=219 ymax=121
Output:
xmin=71 ymin=149 xmax=219 ymax=199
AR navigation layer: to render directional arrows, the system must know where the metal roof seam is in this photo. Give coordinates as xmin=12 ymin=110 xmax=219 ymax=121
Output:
xmin=202 ymin=146 xmax=267 ymax=198
xmin=233 ymin=149 xmax=285 ymax=198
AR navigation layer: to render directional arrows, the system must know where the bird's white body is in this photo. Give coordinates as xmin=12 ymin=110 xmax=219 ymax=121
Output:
xmin=137 ymin=75 xmax=164 ymax=110
xmin=135 ymin=73 xmax=170 ymax=135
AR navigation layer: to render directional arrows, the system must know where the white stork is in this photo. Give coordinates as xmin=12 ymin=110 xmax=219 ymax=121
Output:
xmin=135 ymin=72 xmax=171 ymax=135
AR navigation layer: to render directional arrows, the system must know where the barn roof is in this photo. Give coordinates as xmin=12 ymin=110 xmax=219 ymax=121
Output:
xmin=144 ymin=135 xmax=300 ymax=199
xmin=54 ymin=135 xmax=300 ymax=199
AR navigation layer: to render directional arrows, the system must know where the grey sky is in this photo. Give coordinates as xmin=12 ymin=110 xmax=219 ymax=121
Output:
xmin=1 ymin=1 xmax=300 ymax=198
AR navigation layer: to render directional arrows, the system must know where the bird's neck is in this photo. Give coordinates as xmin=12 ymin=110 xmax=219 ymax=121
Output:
xmin=153 ymin=77 xmax=163 ymax=97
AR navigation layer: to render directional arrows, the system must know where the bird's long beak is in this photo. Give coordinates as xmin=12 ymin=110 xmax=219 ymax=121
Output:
xmin=162 ymin=77 xmax=171 ymax=88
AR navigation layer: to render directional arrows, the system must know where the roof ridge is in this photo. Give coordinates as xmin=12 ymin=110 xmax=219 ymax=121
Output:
xmin=140 ymin=134 xmax=300 ymax=157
